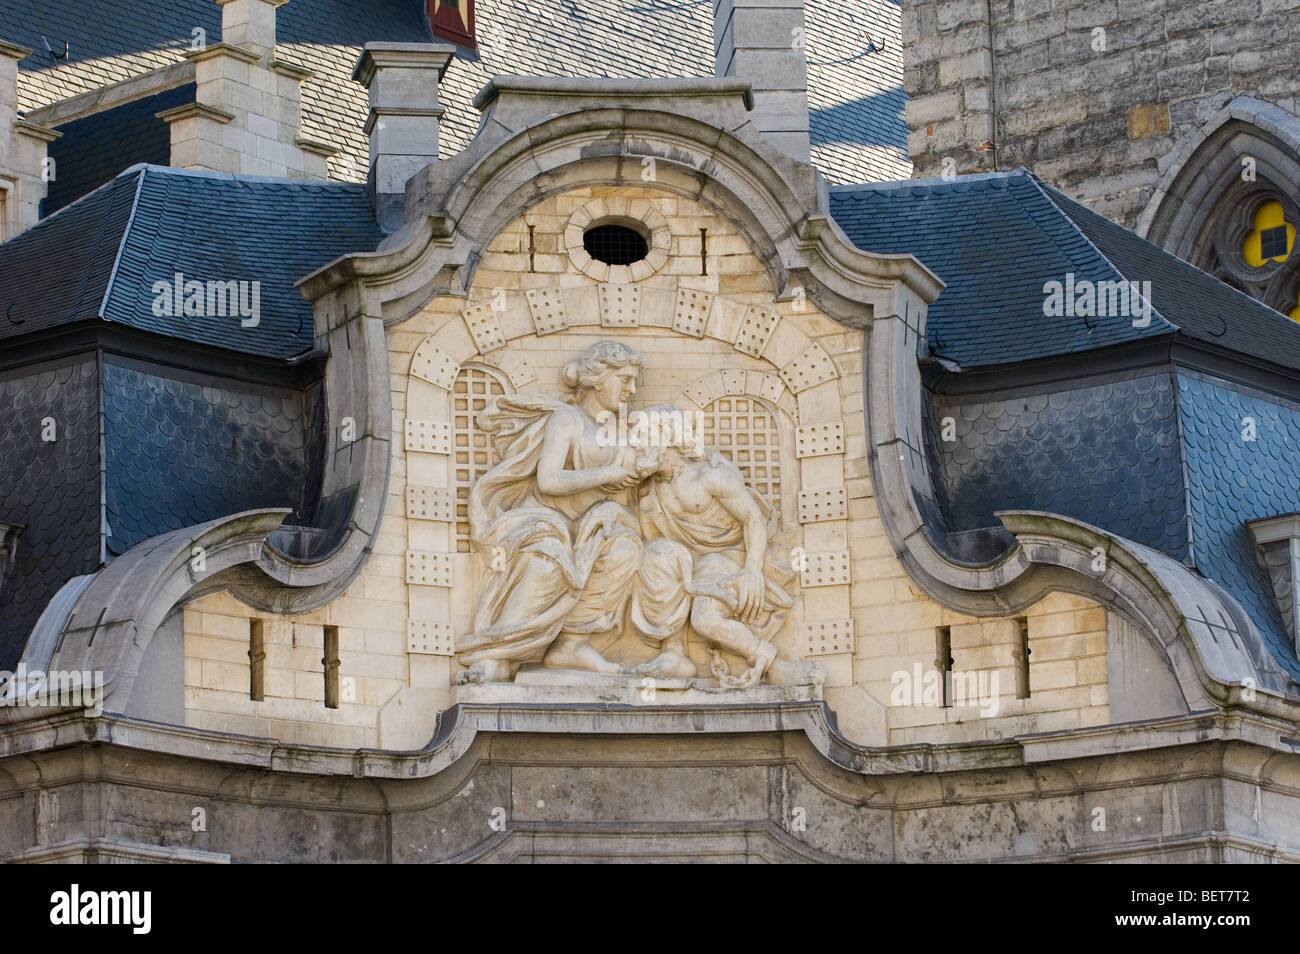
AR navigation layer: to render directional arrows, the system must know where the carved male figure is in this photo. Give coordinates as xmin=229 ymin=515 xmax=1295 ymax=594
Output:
xmin=630 ymin=405 xmax=824 ymax=688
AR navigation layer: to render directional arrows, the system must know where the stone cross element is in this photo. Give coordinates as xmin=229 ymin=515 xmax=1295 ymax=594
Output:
xmin=454 ymin=340 xmax=824 ymax=689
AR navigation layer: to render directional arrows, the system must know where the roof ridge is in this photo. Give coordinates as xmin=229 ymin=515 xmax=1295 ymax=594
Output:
xmin=1039 ymin=177 xmax=1298 ymax=330
xmin=1019 ymin=171 xmax=1176 ymax=334
xmin=828 ymin=168 xmax=1028 ymax=195
xmin=130 ymin=162 xmax=368 ymax=190
xmin=98 ymin=165 xmax=148 ymax=320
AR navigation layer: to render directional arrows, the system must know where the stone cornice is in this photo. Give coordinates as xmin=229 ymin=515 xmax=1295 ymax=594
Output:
xmin=361 ymin=105 xmax=445 ymax=136
xmin=472 ymin=75 xmax=756 ymax=112
xmin=295 ymin=135 xmax=339 ymax=157
xmin=0 ymin=39 xmax=33 ymax=61
xmin=352 ymin=42 xmax=456 ymax=88
xmin=270 ymin=58 xmax=313 ymax=80
xmin=0 ymin=703 xmax=1296 ymax=782
xmin=12 ymin=118 xmax=61 ymax=142
xmin=24 ymin=61 xmax=196 ymax=128
xmin=183 ymin=42 xmax=262 ymax=67
xmin=156 ymin=101 xmax=237 ymax=125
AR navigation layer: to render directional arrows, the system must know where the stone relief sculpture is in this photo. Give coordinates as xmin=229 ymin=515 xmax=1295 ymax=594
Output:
xmin=454 ymin=340 xmax=824 ymax=689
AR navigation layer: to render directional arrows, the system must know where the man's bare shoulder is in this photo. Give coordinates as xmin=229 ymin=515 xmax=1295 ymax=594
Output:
xmin=697 ymin=450 xmax=747 ymax=495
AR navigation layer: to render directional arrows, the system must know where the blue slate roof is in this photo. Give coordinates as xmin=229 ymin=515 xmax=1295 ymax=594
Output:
xmin=930 ymin=371 xmax=1190 ymax=561
xmin=832 ymin=168 xmax=1300 ymax=680
xmin=0 ymin=359 xmax=102 ymax=670
xmin=1178 ymin=372 xmax=1300 ymax=681
xmin=1044 ymin=182 xmax=1300 ymax=373
xmin=830 ymin=168 xmax=1300 ymax=373
xmin=103 ymin=363 xmax=315 ymax=556
xmin=829 ymin=171 xmax=1177 ymax=369
xmin=0 ymin=164 xmax=384 ymax=358
xmin=42 ymin=83 xmax=194 ymax=216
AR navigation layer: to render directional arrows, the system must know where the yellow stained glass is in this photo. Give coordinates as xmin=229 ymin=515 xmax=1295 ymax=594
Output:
xmin=1243 ymin=200 xmax=1295 ymax=267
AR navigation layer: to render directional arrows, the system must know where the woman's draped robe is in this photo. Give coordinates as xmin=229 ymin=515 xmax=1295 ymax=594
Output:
xmin=454 ymin=394 xmax=642 ymax=668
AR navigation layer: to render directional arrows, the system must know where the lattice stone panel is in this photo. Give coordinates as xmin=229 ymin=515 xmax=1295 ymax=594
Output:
xmin=407 ymin=485 xmax=454 ymax=522
xmin=798 ymin=487 xmax=847 ymax=523
xmin=801 ymin=619 xmax=855 ymax=656
xmin=406 ymin=550 xmax=454 ymax=587
xmin=410 ymin=344 xmax=459 ymax=391
xmin=733 ymin=306 xmax=779 ymax=358
xmin=702 ymin=396 xmax=782 ymax=514
xmin=779 ymin=343 xmax=839 ymax=393
xmin=463 ymin=302 xmax=506 ymax=353
xmin=673 ymin=289 xmax=712 ymax=337
xmin=408 ymin=620 xmax=455 ymax=656
xmin=599 ymin=283 xmax=640 ymax=327
xmin=405 ymin=418 xmax=451 ymax=454
xmin=526 ymin=288 xmax=567 ymax=335
xmin=800 ymin=550 xmax=851 ymax=588
xmin=453 ymin=367 xmax=507 ymax=551
xmin=794 ymin=422 xmax=844 ymax=458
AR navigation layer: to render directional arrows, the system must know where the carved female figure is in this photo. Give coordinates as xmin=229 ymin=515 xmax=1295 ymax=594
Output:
xmin=454 ymin=341 xmax=662 ymax=683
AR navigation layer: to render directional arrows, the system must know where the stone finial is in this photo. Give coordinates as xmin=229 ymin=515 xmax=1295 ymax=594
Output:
xmin=215 ymin=0 xmax=288 ymax=62
xmin=712 ymin=0 xmax=810 ymax=162
xmin=352 ymin=42 xmax=456 ymax=231
xmin=160 ymin=0 xmax=337 ymax=178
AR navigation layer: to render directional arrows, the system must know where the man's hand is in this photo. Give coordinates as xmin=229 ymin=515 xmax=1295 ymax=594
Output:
xmin=737 ymin=562 xmax=765 ymax=623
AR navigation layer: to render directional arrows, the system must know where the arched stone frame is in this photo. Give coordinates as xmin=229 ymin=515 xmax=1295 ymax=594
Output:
xmin=564 ymin=195 xmax=671 ymax=281
xmin=1138 ymin=96 xmax=1300 ymax=310
xmin=43 ymin=78 xmax=1289 ymax=734
xmin=400 ymin=276 xmax=855 ymax=675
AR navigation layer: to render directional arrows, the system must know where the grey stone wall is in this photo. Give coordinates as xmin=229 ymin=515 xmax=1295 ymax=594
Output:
xmin=901 ymin=0 xmax=1300 ymax=226
xmin=3 ymin=710 xmax=1298 ymax=863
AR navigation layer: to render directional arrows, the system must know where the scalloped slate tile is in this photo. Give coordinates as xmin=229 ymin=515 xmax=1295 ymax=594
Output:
xmin=1178 ymin=371 xmax=1300 ymax=681
xmin=0 ymin=358 xmax=101 ymax=669
xmin=929 ymin=371 xmax=1189 ymax=560
xmin=102 ymin=362 xmax=310 ymax=556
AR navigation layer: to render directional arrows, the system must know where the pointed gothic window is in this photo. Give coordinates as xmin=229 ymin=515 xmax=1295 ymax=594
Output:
xmin=1243 ymin=200 xmax=1294 ymax=267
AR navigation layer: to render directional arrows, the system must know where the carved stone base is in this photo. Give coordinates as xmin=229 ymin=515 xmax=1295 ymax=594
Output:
xmin=455 ymin=668 xmax=822 ymax=706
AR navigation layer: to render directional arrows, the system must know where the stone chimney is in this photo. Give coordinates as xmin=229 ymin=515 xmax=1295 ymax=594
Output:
xmin=159 ymin=0 xmax=337 ymax=178
xmin=352 ymin=42 xmax=455 ymax=231
xmin=712 ymin=0 xmax=810 ymax=162
xmin=0 ymin=39 xmax=60 ymax=240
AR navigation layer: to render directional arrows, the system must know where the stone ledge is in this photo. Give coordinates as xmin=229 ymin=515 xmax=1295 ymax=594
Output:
xmin=24 ymin=61 xmax=196 ymax=127
xmin=473 ymin=75 xmax=756 ymax=112
xmin=2 ymin=704 xmax=1293 ymax=785
xmin=157 ymin=102 xmax=237 ymax=125
xmin=12 ymin=118 xmax=60 ymax=142
xmin=458 ymin=670 xmax=821 ymax=706
xmin=9 ymin=837 xmax=232 ymax=864
xmin=296 ymin=135 xmax=340 ymax=158
xmin=183 ymin=42 xmax=262 ymax=66
xmin=0 ymin=39 xmax=33 ymax=61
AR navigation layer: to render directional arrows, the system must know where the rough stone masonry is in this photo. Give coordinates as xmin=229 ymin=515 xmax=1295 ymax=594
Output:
xmin=901 ymin=0 xmax=1300 ymax=227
